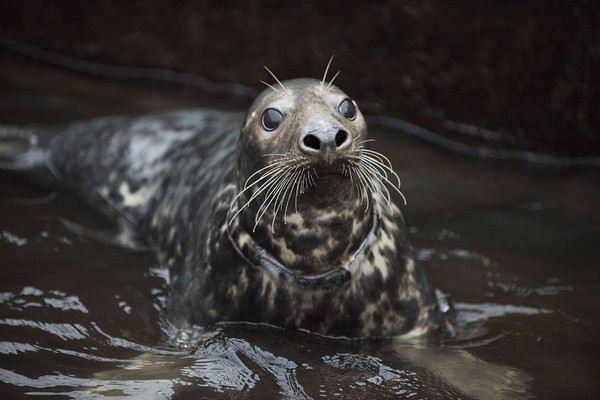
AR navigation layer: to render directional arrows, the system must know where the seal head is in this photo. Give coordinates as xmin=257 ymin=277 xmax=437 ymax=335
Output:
xmin=233 ymin=78 xmax=375 ymax=276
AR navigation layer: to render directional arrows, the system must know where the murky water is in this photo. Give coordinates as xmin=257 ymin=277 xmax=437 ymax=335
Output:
xmin=1 ymin=60 xmax=599 ymax=399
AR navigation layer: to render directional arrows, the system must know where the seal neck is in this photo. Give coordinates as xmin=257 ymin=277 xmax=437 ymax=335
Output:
xmin=227 ymin=204 xmax=379 ymax=290
xmin=233 ymin=173 xmax=375 ymax=273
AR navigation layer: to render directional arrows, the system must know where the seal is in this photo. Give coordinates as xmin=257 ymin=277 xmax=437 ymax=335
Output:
xmin=0 ymin=72 xmax=439 ymax=338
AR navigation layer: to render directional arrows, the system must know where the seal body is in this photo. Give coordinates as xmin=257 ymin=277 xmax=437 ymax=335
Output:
xmin=1 ymin=78 xmax=439 ymax=338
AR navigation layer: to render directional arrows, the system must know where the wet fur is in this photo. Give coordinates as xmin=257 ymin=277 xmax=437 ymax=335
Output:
xmin=0 ymin=79 xmax=439 ymax=338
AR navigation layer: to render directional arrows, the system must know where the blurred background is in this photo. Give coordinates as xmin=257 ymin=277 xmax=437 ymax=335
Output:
xmin=1 ymin=0 xmax=599 ymax=157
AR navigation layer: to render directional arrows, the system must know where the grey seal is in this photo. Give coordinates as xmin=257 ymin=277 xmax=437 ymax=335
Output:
xmin=0 ymin=75 xmax=439 ymax=338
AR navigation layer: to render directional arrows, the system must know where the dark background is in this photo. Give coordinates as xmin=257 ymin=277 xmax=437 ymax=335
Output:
xmin=1 ymin=0 xmax=599 ymax=156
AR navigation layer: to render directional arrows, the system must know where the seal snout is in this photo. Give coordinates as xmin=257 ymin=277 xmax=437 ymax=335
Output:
xmin=299 ymin=127 xmax=351 ymax=164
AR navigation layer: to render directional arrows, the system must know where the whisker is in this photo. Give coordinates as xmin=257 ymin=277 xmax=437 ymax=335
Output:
xmin=263 ymin=66 xmax=289 ymax=94
xmin=255 ymin=170 xmax=295 ymax=232
xmin=257 ymin=164 xmax=298 ymax=208
xmin=361 ymin=155 xmax=391 ymax=182
xmin=359 ymin=159 xmax=406 ymax=206
xmin=361 ymin=153 xmax=402 ymax=188
xmin=273 ymin=170 xmax=294 ymax=216
xmin=359 ymin=148 xmax=388 ymax=163
xmin=361 ymin=148 xmax=396 ymax=170
xmin=347 ymin=145 xmax=407 ymax=213
xmin=229 ymin=165 xmax=292 ymax=224
xmin=242 ymin=159 xmax=291 ymax=189
xmin=283 ymin=169 xmax=303 ymax=224
xmin=229 ymin=166 xmax=278 ymax=213
xmin=255 ymin=169 xmax=290 ymax=220
xmin=354 ymin=167 xmax=372 ymax=212
xmin=321 ymin=55 xmax=335 ymax=88
xmin=360 ymin=163 xmax=392 ymax=208
xmin=271 ymin=166 xmax=301 ymax=213
xmin=234 ymin=168 xmax=285 ymax=207
xmin=353 ymin=137 xmax=375 ymax=146
xmin=294 ymin=167 xmax=307 ymax=212
xmin=308 ymin=168 xmax=317 ymax=187
xmin=346 ymin=166 xmax=364 ymax=205
xmin=230 ymin=134 xmax=408 ymax=230
xmin=327 ymin=70 xmax=341 ymax=90
xmin=229 ymin=155 xmax=316 ymax=230
xmin=262 ymin=152 xmax=294 ymax=158
xmin=260 ymin=80 xmax=280 ymax=93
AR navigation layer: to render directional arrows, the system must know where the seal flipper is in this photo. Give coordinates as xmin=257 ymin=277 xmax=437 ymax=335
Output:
xmin=0 ymin=123 xmax=141 ymax=228
xmin=0 ymin=126 xmax=58 ymax=187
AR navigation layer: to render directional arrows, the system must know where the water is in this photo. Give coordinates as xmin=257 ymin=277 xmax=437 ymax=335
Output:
xmin=1 ymin=59 xmax=599 ymax=399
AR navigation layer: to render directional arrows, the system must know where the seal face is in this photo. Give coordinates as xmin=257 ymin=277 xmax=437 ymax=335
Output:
xmin=234 ymin=79 xmax=375 ymax=275
xmin=1 ymin=77 xmax=439 ymax=338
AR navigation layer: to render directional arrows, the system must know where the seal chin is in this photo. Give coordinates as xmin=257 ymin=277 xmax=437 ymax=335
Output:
xmin=302 ymin=170 xmax=353 ymax=206
xmin=312 ymin=171 xmax=349 ymax=188
xmin=310 ymin=159 xmax=350 ymax=182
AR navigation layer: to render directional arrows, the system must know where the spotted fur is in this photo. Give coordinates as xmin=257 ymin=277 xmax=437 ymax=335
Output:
xmin=6 ymin=79 xmax=440 ymax=338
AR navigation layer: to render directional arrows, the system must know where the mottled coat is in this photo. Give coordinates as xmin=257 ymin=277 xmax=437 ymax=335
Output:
xmin=2 ymin=80 xmax=439 ymax=338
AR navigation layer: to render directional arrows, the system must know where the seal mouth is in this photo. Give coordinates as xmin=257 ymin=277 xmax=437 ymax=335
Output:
xmin=314 ymin=170 xmax=346 ymax=180
xmin=230 ymin=143 xmax=405 ymax=233
xmin=315 ymin=168 xmax=345 ymax=177
xmin=301 ymin=163 xmax=353 ymax=201
xmin=311 ymin=160 xmax=348 ymax=178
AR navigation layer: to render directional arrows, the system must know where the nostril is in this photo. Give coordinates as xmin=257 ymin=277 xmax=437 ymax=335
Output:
xmin=303 ymin=134 xmax=321 ymax=150
xmin=335 ymin=130 xmax=348 ymax=147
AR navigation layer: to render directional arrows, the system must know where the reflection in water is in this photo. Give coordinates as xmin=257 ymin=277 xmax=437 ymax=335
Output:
xmin=396 ymin=345 xmax=531 ymax=400
xmin=0 ymin=324 xmax=533 ymax=399
xmin=455 ymin=302 xmax=551 ymax=324
xmin=228 ymin=339 xmax=309 ymax=398
xmin=0 ymin=368 xmax=177 ymax=399
xmin=0 ymin=319 xmax=88 ymax=341
xmin=1 ymin=230 xmax=28 ymax=247
xmin=417 ymin=246 xmax=493 ymax=266
xmin=0 ymin=275 xmax=533 ymax=399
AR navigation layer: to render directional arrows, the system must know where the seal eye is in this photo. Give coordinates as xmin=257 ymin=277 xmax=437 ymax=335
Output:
xmin=338 ymin=98 xmax=357 ymax=120
xmin=261 ymin=108 xmax=284 ymax=131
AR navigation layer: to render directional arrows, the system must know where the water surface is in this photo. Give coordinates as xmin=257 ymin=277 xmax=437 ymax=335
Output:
xmin=1 ymin=59 xmax=599 ymax=399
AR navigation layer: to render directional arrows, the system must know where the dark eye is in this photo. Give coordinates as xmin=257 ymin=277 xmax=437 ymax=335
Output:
xmin=261 ymin=108 xmax=284 ymax=131
xmin=338 ymin=98 xmax=357 ymax=120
